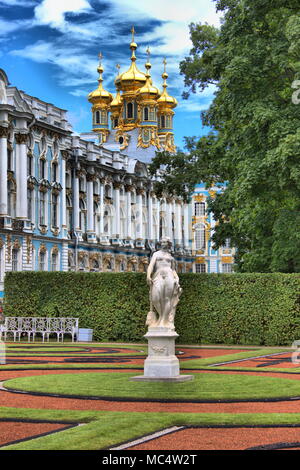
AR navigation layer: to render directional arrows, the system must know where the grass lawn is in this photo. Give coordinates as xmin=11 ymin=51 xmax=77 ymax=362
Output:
xmin=5 ymin=370 xmax=300 ymax=401
xmin=2 ymin=407 xmax=300 ymax=450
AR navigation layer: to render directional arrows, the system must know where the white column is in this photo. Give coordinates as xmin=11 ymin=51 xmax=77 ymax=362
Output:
xmin=156 ymin=198 xmax=160 ymax=242
xmin=175 ymin=201 xmax=182 ymax=246
xmin=87 ymin=178 xmax=94 ymax=233
xmin=136 ymin=190 xmax=144 ymax=239
xmin=148 ymin=192 xmax=153 ymax=241
xmin=166 ymin=198 xmax=173 ymax=239
xmin=99 ymin=179 xmax=104 ymax=235
xmin=113 ymin=183 xmax=120 ymax=237
xmin=0 ymin=127 xmax=8 ymax=216
xmin=73 ymin=170 xmax=80 ymax=231
xmin=183 ymin=203 xmax=190 ymax=249
xmin=61 ymin=152 xmax=67 ymax=234
xmin=15 ymin=133 xmax=28 ymax=219
xmin=126 ymin=187 xmax=132 ymax=239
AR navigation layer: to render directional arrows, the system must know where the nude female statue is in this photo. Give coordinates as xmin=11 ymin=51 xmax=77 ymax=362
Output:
xmin=146 ymin=237 xmax=182 ymax=330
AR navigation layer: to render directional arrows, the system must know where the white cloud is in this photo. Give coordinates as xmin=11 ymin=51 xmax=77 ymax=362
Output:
xmin=34 ymin=0 xmax=92 ymax=29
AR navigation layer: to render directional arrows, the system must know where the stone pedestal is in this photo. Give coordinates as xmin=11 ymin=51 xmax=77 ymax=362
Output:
xmin=131 ymin=327 xmax=194 ymax=383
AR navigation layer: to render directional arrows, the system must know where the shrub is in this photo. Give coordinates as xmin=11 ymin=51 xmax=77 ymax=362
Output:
xmin=4 ymin=272 xmax=300 ymax=345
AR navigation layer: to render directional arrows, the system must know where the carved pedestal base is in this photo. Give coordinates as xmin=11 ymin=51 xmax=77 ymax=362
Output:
xmin=130 ymin=327 xmax=194 ymax=383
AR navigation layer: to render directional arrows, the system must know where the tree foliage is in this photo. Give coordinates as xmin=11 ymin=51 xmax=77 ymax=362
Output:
xmin=149 ymin=0 xmax=300 ymax=272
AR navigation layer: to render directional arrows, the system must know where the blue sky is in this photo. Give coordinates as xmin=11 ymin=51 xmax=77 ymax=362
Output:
xmin=0 ymin=0 xmax=221 ymax=149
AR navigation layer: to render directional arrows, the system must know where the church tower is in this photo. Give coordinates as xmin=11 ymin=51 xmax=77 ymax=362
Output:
xmin=88 ymin=53 xmax=113 ymax=145
xmin=88 ymin=28 xmax=178 ymax=163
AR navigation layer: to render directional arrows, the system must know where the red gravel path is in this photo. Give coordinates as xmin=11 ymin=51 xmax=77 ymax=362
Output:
xmin=1 ymin=345 xmax=300 ymax=450
xmin=0 ymin=421 xmax=70 ymax=448
xmin=129 ymin=427 xmax=300 ymax=450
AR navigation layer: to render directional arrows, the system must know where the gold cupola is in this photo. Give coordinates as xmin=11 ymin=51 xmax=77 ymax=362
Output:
xmin=115 ymin=27 xmax=147 ymax=95
xmin=136 ymin=48 xmax=160 ymax=103
xmin=157 ymin=58 xmax=177 ymax=152
xmin=88 ymin=53 xmax=113 ymax=145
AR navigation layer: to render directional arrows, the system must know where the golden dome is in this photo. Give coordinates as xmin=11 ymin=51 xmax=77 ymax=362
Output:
xmin=115 ymin=27 xmax=147 ymax=93
xmin=136 ymin=48 xmax=160 ymax=101
xmin=88 ymin=53 xmax=113 ymax=107
xmin=157 ymin=59 xmax=177 ymax=109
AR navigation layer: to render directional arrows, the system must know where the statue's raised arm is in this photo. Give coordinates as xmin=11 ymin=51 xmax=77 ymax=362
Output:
xmin=146 ymin=237 xmax=182 ymax=330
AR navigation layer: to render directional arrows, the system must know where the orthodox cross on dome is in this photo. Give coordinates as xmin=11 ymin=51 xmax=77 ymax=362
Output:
xmin=98 ymin=52 xmax=103 ymax=65
xmin=146 ymin=46 xmax=151 ymax=59
xmin=131 ymin=25 xmax=135 ymax=42
xmin=163 ymin=57 xmax=167 ymax=73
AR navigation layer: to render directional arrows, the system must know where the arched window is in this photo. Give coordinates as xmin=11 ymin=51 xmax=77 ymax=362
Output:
xmin=51 ymin=162 xmax=58 ymax=182
xmin=95 ymin=111 xmax=100 ymax=124
xmin=27 ymin=188 xmax=34 ymax=223
xmin=39 ymin=251 xmax=46 ymax=271
xmin=66 ymin=195 xmax=72 ymax=232
xmin=144 ymin=107 xmax=149 ymax=121
xmin=114 ymin=118 xmax=118 ymax=128
xmin=39 ymin=191 xmax=46 ymax=226
xmin=51 ymin=252 xmax=58 ymax=272
xmin=127 ymin=102 xmax=133 ymax=119
xmin=51 ymin=193 xmax=58 ymax=228
xmin=103 ymin=205 xmax=113 ymax=236
xmin=94 ymin=201 xmax=100 ymax=236
xmin=79 ymin=199 xmax=87 ymax=232
xmin=195 ymin=225 xmax=206 ymax=250
xmin=160 ymin=115 xmax=165 ymax=128
xmin=39 ymin=158 xmax=46 ymax=180
xmin=12 ymin=248 xmax=19 ymax=271
xmin=8 ymin=180 xmax=16 ymax=218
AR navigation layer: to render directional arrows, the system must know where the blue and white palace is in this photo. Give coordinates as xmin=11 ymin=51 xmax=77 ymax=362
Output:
xmin=0 ymin=33 xmax=234 ymax=299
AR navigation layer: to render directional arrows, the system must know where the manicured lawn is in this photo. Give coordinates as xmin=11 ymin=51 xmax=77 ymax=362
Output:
xmin=5 ymin=371 xmax=300 ymax=401
xmin=2 ymin=407 xmax=300 ymax=450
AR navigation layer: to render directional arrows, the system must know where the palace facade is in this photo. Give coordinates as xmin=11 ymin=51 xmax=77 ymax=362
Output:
xmin=0 ymin=32 xmax=234 ymax=299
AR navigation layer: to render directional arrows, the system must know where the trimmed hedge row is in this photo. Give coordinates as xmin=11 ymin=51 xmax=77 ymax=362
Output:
xmin=4 ymin=271 xmax=300 ymax=345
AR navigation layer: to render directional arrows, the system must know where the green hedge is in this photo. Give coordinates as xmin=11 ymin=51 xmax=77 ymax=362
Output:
xmin=4 ymin=272 xmax=300 ymax=345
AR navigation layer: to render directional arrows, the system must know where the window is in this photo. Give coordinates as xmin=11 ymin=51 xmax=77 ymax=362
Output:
xmin=39 ymin=251 xmax=46 ymax=271
xmin=12 ymin=248 xmax=19 ymax=271
xmin=27 ymin=155 xmax=33 ymax=176
xmin=160 ymin=115 xmax=165 ymax=128
xmin=114 ymin=118 xmax=119 ymax=128
xmin=127 ymin=102 xmax=133 ymax=119
xmin=101 ymin=110 xmax=107 ymax=124
xmin=95 ymin=111 xmax=100 ymax=124
xmin=7 ymin=180 xmax=16 ymax=218
xmin=196 ymin=263 xmax=206 ymax=273
xmin=27 ymin=188 xmax=34 ymax=223
xmin=79 ymin=199 xmax=87 ymax=232
xmin=144 ymin=107 xmax=149 ymax=121
xmin=52 ymin=163 xmax=58 ymax=182
xmin=51 ymin=252 xmax=58 ymax=272
xmin=194 ymin=202 xmax=205 ymax=216
xmin=51 ymin=193 xmax=58 ymax=227
xmin=39 ymin=159 xmax=46 ymax=180
xmin=222 ymin=263 xmax=233 ymax=273
xmin=7 ymin=148 xmax=12 ymax=171
xmin=39 ymin=191 xmax=46 ymax=226
xmin=195 ymin=226 xmax=205 ymax=250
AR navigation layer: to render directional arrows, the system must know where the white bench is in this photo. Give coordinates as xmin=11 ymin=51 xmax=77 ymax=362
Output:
xmin=0 ymin=317 xmax=79 ymax=342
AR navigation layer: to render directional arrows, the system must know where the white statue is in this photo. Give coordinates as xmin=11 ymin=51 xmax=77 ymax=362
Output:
xmin=0 ymin=79 xmax=7 ymax=105
xmin=146 ymin=237 xmax=182 ymax=330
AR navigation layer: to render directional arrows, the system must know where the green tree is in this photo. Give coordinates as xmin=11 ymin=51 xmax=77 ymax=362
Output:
xmin=149 ymin=0 xmax=300 ymax=272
